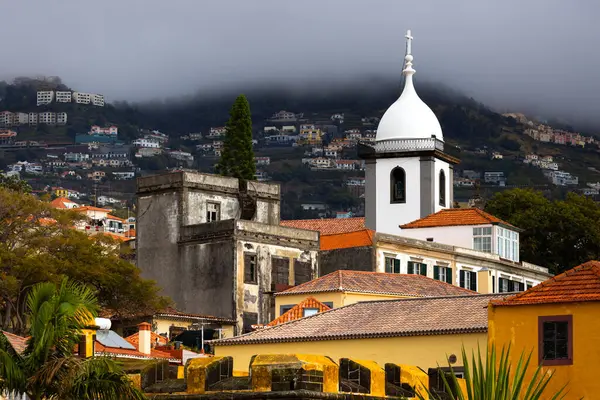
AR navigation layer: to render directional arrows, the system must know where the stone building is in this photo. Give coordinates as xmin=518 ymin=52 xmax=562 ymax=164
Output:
xmin=136 ymin=171 xmax=319 ymax=334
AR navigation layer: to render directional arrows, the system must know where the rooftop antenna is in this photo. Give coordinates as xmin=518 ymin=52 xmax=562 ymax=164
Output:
xmin=400 ymin=29 xmax=413 ymax=91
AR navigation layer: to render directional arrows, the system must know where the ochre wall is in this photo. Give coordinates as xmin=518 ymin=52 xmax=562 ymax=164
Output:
xmin=488 ymin=302 xmax=600 ymax=399
xmin=215 ymin=333 xmax=486 ymax=371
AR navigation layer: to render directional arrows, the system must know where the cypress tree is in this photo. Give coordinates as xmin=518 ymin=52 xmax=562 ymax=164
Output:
xmin=215 ymin=94 xmax=256 ymax=180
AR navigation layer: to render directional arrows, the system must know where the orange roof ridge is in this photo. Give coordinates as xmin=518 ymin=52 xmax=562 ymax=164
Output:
xmin=400 ymin=208 xmax=517 ymax=230
xmin=492 ymin=260 xmax=600 ymax=306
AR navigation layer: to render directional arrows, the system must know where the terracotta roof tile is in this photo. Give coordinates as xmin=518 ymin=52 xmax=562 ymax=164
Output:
xmin=94 ymin=341 xmax=175 ymax=360
xmin=73 ymin=206 xmax=112 ymax=213
xmin=400 ymin=208 xmax=517 ymax=229
xmin=1 ymin=331 xmax=28 ymax=354
xmin=277 ymin=270 xmax=475 ymax=297
xmin=50 ymin=197 xmax=78 ymax=209
xmin=267 ymin=297 xmax=331 ymax=326
xmin=155 ymin=307 xmax=236 ymax=324
xmin=212 ymin=294 xmax=508 ymax=345
xmin=280 ymin=217 xmax=365 ymax=235
xmin=320 ymin=229 xmax=374 ymax=251
xmin=492 ymin=260 xmax=600 ymax=306
xmin=125 ymin=331 xmax=168 ymax=347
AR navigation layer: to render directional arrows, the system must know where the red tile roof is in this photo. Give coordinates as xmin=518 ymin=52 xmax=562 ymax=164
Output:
xmin=277 ymin=270 xmax=475 ymax=297
xmin=94 ymin=341 xmax=175 ymax=360
xmin=155 ymin=307 xmax=236 ymax=324
xmin=50 ymin=197 xmax=78 ymax=209
xmin=125 ymin=331 xmax=168 ymax=347
xmin=267 ymin=297 xmax=331 ymax=327
xmin=492 ymin=260 xmax=600 ymax=306
xmin=212 ymin=294 xmax=507 ymax=345
xmin=320 ymin=229 xmax=374 ymax=251
xmin=280 ymin=217 xmax=365 ymax=235
xmin=73 ymin=206 xmax=112 ymax=213
xmin=400 ymin=208 xmax=516 ymax=229
xmin=1 ymin=331 xmax=28 ymax=354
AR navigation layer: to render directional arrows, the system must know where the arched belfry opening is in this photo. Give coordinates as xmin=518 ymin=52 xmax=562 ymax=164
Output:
xmin=391 ymin=167 xmax=406 ymax=203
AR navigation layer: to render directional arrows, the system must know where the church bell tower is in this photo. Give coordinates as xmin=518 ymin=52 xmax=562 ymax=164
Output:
xmin=358 ymin=30 xmax=460 ymax=236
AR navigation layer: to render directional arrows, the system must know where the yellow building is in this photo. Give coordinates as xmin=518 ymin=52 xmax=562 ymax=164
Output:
xmin=275 ymin=269 xmax=475 ymax=318
xmin=53 ymin=187 xmax=69 ymax=198
xmin=212 ymin=293 xmax=506 ymax=372
xmin=488 ymin=260 xmax=600 ymax=399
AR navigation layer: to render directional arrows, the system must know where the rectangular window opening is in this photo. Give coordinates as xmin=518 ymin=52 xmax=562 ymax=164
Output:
xmin=206 ymin=202 xmax=221 ymax=222
xmin=538 ymin=315 xmax=572 ymax=366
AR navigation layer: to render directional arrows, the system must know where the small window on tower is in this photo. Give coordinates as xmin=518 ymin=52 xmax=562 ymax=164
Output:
xmin=439 ymin=170 xmax=446 ymax=207
xmin=390 ymin=167 xmax=406 ymax=203
xmin=206 ymin=202 xmax=220 ymax=222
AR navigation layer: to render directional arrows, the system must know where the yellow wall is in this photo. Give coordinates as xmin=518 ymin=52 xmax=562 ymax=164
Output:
xmin=274 ymin=291 xmax=409 ymax=318
xmin=215 ymin=332 xmax=486 ymax=371
xmin=488 ymin=302 xmax=600 ymax=399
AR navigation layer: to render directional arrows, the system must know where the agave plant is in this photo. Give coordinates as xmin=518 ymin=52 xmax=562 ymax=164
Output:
xmin=420 ymin=344 xmax=568 ymax=400
xmin=0 ymin=279 xmax=146 ymax=400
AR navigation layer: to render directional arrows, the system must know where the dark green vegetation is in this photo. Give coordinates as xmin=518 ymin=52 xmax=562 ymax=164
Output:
xmin=421 ymin=345 xmax=566 ymax=400
xmin=0 ymin=185 xmax=169 ymax=333
xmin=215 ymin=94 xmax=256 ymax=180
xmin=485 ymin=188 xmax=600 ymax=274
xmin=0 ymin=279 xmax=145 ymax=399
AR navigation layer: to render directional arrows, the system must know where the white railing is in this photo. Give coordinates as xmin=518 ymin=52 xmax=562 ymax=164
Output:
xmin=361 ymin=137 xmax=445 ymax=153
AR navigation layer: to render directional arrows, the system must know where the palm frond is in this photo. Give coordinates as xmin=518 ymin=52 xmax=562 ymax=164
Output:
xmin=418 ymin=344 xmax=568 ymax=400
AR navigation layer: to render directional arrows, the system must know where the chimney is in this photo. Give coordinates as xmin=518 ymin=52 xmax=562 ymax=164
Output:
xmin=137 ymin=322 xmax=152 ymax=355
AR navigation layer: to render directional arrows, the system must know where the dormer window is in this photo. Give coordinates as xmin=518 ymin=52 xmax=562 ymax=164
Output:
xmin=390 ymin=167 xmax=406 ymax=203
xmin=439 ymin=170 xmax=446 ymax=207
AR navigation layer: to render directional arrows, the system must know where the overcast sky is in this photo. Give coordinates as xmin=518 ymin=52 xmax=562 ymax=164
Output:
xmin=1 ymin=1 xmax=598 ymax=125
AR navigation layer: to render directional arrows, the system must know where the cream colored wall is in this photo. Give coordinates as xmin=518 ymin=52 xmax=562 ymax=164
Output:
xmin=275 ymin=292 xmax=409 ymax=318
xmin=489 ymin=302 xmax=600 ymax=399
xmin=215 ymin=332 xmax=486 ymax=371
xmin=340 ymin=292 xmax=411 ymax=306
xmin=275 ymin=292 xmax=343 ymax=317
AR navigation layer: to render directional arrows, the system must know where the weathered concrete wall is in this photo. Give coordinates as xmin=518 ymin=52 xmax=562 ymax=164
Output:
xmin=137 ymin=171 xmax=318 ymax=333
xmin=179 ymin=240 xmax=235 ymax=318
xmin=319 ymin=247 xmax=374 ymax=275
xmin=237 ymin=239 xmax=318 ymax=330
xmin=137 ymin=190 xmax=181 ymax=301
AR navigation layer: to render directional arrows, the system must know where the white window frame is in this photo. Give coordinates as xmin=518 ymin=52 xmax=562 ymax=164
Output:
xmin=206 ymin=201 xmax=221 ymax=222
xmin=473 ymin=227 xmax=492 ymax=252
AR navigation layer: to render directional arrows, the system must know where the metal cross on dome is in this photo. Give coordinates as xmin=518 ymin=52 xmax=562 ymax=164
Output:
xmin=405 ymin=29 xmax=413 ymax=55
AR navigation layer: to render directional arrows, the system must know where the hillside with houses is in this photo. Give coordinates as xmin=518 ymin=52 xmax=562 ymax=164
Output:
xmin=0 ymin=77 xmax=599 ymax=220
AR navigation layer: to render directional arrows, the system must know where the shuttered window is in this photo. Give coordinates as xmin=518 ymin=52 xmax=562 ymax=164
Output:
xmin=407 ymin=261 xmax=427 ymax=276
xmin=433 ymin=266 xmax=452 ymax=284
xmin=459 ymin=270 xmax=477 ymax=291
xmin=271 ymin=257 xmax=290 ymax=285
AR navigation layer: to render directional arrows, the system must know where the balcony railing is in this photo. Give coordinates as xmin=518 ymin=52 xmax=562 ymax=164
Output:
xmin=357 ymin=137 xmax=460 ymax=160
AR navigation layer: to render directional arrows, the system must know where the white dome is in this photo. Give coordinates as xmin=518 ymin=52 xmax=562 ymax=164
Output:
xmin=376 ymin=59 xmax=443 ymax=141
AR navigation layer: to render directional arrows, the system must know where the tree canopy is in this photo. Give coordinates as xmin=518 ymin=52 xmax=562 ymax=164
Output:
xmin=484 ymin=188 xmax=600 ymax=274
xmin=215 ymin=94 xmax=256 ymax=180
xmin=0 ymin=187 xmax=170 ymax=333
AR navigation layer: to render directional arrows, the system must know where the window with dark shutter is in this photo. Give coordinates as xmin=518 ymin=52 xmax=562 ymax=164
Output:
xmin=459 ymin=270 xmax=465 ymax=288
xmin=408 ymin=262 xmax=426 ymax=276
xmin=518 ymin=282 xmax=525 ymax=292
xmin=434 ymin=266 xmax=440 ymax=280
xmin=78 ymin=335 xmax=87 ymax=358
xmin=469 ymin=271 xmax=477 ymax=291
xmin=271 ymin=257 xmax=290 ymax=286
xmin=294 ymin=260 xmax=312 ymax=285
xmin=445 ymin=267 xmax=452 ymax=284
xmin=244 ymin=253 xmax=257 ymax=284
xmin=539 ymin=315 xmax=572 ymax=366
